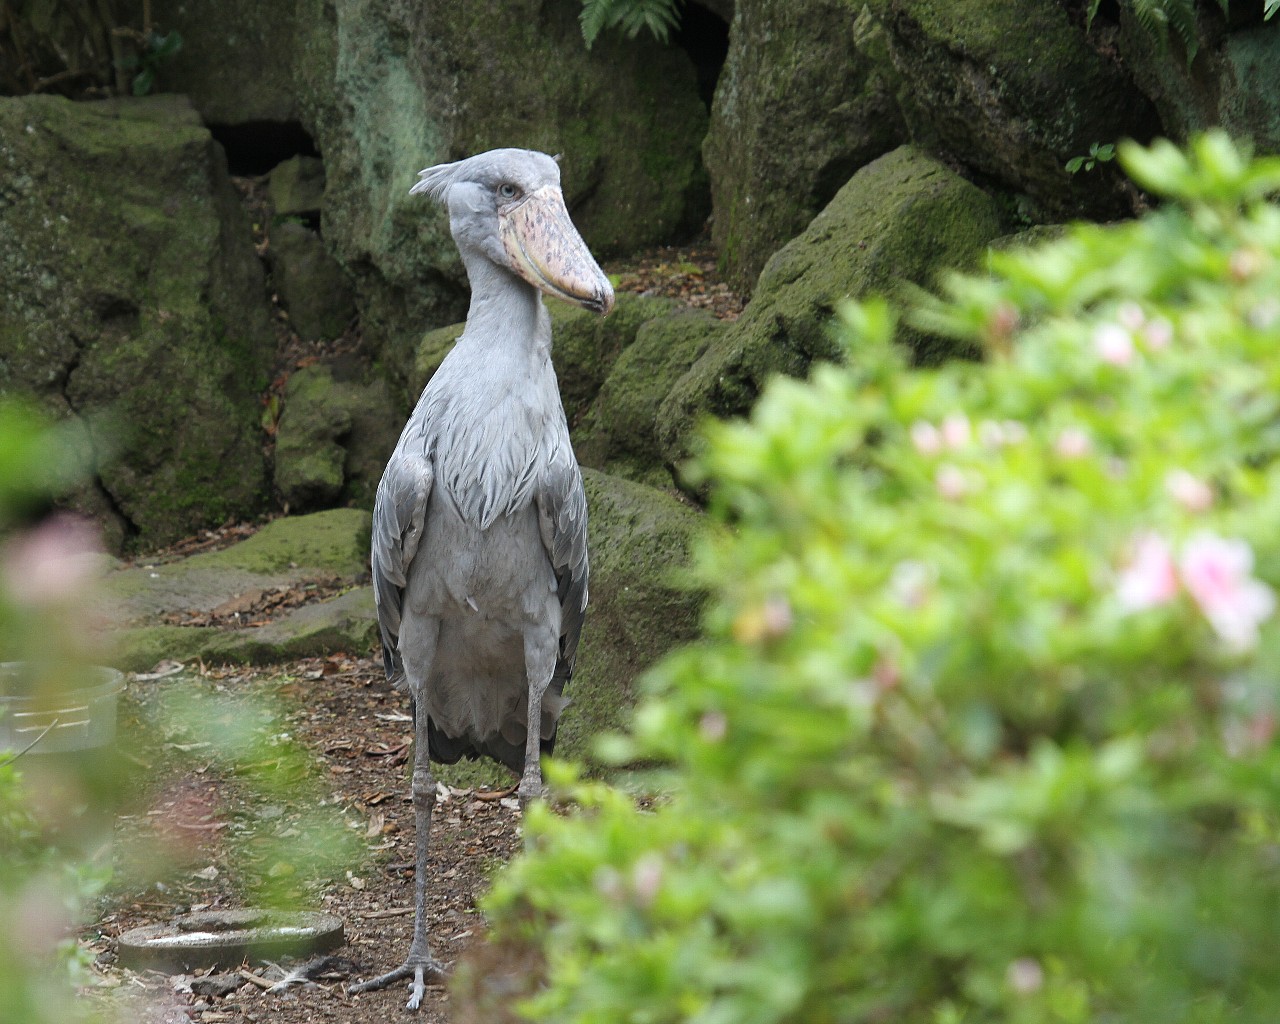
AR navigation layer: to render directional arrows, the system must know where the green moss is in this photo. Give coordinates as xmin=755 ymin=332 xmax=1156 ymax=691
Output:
xmin=0 ymin=93 xmax=276 ymax=547
xmin=576 ymin=307 xmax=723 ymax=482
xmin=192 ymin=509 xmax=372 ymax=576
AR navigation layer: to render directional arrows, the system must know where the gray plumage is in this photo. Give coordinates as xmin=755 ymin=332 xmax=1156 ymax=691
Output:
xmin=351 ymin=148 xmax=613 ymax=1010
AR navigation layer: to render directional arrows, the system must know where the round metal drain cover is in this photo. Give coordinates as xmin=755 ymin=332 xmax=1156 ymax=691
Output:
xmin=117 ymin=909 xmax=345 ymax=972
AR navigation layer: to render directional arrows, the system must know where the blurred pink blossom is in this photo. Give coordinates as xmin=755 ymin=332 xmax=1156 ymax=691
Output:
xmin=1142 ymin=317 xmax=1174 ymax=351
xmin=1180 ymin=533 xmax=1276 ymax=651
xmin=1094 ymin=323 xmax=1135 ymax=366
xmin=1117 ymin=302 xmax=1146 ymax=331
xmin=935 ymin=464 xmax=968 ymax=501
xmin=1 ymin=513 xmax=105 ymax=607
xmin=910 ymin=420 xmax=942 ymax=456
xmin=1054 ymin=427 xmax=1091 ymax=459
xmin=1165 ymin=469 xmax=1214 ymax=513
xmin=941 ymin=413 xmax=971 ymax=449
xmin=1116 ymin=532 xmax=1178 ymax=611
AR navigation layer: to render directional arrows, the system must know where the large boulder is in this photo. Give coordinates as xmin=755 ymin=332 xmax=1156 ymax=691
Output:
xmin=0 ymin=94 xmax=276 ymax=548
xmin=107 ymin=509 xmax=378 ymax=669
xmin=863 ymin=0 xmax=1159 ymax=219
xmin=272 ymin=362 xmax=400 ymax=512
xmin=556 ymin=469 xmax=705 ymax=760
xmin=123 ymin=0 xmax=303 ymax=125
xmin=704 ymin=0 xmax=904 ymax=293
xmin=267 ymin=221 xmax=357 ymax=340
xmin=1118 ymin=7 xmax=1280 ymax=153
xmin=657 ymin=146 xmax=1007 ymax=473
xmin=575 ymin=308 xmax=724 ymax=487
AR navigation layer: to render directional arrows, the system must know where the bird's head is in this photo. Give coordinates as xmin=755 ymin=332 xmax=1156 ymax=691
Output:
xmin=410 ymin=148 xmax=615 ymax=316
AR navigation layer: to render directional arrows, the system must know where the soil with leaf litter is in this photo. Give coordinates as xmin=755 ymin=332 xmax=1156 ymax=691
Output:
xmin=82 ymin=651 xmax=524 ymax=1024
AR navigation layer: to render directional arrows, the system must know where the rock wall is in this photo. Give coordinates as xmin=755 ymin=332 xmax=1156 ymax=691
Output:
xmin=0 ymin=94 xmax=276 ymax=548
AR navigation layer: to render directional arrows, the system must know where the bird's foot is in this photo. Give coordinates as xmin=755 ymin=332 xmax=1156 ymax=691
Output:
xmin=517 ymin=777 xmax=547 ymax=808
xmin=348 ymin=957 xmax=448 ymax=1010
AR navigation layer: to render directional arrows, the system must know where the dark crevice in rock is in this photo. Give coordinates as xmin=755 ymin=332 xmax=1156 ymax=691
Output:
xmin=673 ymin=2 xmax=730 ymax=110
xmin=208 ymin=121 xmax=320 ymax=177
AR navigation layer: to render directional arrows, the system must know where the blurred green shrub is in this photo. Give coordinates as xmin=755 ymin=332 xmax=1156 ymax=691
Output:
xmin=466 ymin=132 xmax=1280 ymax=1023
xmin=0 ymin=404 xmax=109 ymax=1024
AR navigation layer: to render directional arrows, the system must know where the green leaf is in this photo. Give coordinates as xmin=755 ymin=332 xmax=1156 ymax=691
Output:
xmin=1267 ymin=0 xmax=1280 ymax=20
xmin=132 ymin=67 xmax=155 ymax=96
xmin=1066 ymin=156 xmax=1086 ymax=174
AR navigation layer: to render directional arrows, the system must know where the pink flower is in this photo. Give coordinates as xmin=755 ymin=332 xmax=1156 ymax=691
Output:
xmin=1142 ymin=317 xmax=1174 ymax=351
xmin=1115 ymin=532 xmax=1179 ymax=611
xmin=1094 ymin=323 xmax=1135 ymax=366
xmin=935 ymin=464 xmax=968 ymax=501
xmin=1165 ymin=469 xmax=1214 ymax=513
xmin=1117 ymin=302 xmax=1145 ymax=331
xmin=1179 ymin=533 xmax=1276 ymax=651
xmin=911 ymin=420 xmax=942 ymax=456
xmin=941 ymin=413 xmax=971 ymax=450
xmin=1 ymin=513 xmax=105 ymax=607
xmin=1054 ymin=427 xmax=1091 ymax=459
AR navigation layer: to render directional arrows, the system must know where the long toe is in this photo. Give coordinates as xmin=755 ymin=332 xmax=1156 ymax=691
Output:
xmin=348 ymin=958 xmax=448 ymax=1005
xmin=407 ymin=966 xmax=427 ymax=1011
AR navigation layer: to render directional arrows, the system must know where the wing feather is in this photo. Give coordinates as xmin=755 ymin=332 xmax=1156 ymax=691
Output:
xmin=537 ymin=445 xmax=589 ymax=682
xmin=371 ymin=449 xmax=434 ymax=686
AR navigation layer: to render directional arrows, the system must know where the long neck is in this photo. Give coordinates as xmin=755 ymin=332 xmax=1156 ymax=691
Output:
xmin=459 ymin=253 xmax=550 ymax=360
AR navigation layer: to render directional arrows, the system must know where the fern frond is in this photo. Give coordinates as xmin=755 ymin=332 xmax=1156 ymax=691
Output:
xmin=580 ymin=0 xmax=681 ymax=47
xmin=580 ymin=0 xmax=619 ymax=48
xmin=1124 ymin=0 xmax=1203 ymax=66
xmin=1164 ymin=0 xmax=1199 ymax=63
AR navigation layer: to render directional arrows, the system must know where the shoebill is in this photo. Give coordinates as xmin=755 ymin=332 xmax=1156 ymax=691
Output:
xmin=349 ymin=148 xmax=611 ymax=1009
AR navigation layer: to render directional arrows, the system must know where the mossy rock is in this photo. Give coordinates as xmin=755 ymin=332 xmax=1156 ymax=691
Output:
xmin=268 ymin=222 xmax=356 ymax=341
xmin=184 ymin=508 xmax=371 ymax=577
xmin=273 ymin=366 xmax=352 ymax=511
xmin=108 ymin=509 xmax=375 ymax=669
xmin=862 ymin=0 xmax=1158 ymax=219
xmin=576 ymin=308 xmax=724 ymax=487
xmin=705 ymin=0 xmax=904 ymax=294
xmin=273 ymin=364 xmax=398 ymax=511
xmin=269 ymin=156 xmax=326 ymax=217
xmin=657 ymin=146 xmax=1008 ymax=476
xmin=115 ymin=589 xmax=378 ymax=672
xmin=132 ymin=0 xmax=302 ymax=124
xmin=0 ymin=93 xmax=276 ymax=548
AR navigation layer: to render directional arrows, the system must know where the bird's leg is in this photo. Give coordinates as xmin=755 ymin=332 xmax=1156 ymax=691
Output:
xmin=518 ymin=632 xmax=557 ymax=806
xmin=348 ymin=703 xmax=447 ymax=1009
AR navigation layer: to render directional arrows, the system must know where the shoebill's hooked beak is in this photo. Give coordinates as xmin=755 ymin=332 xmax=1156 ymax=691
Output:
xmin=499 ymin=185 xmax=615 ymax=315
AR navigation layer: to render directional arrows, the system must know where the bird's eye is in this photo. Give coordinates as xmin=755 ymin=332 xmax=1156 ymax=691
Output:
xmin=497 ymin=183 xmax=519 ymax=200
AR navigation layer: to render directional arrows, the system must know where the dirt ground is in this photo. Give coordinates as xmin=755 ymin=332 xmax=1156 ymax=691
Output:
xmin=79 ymin=651 xmax=523 ymax=1024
